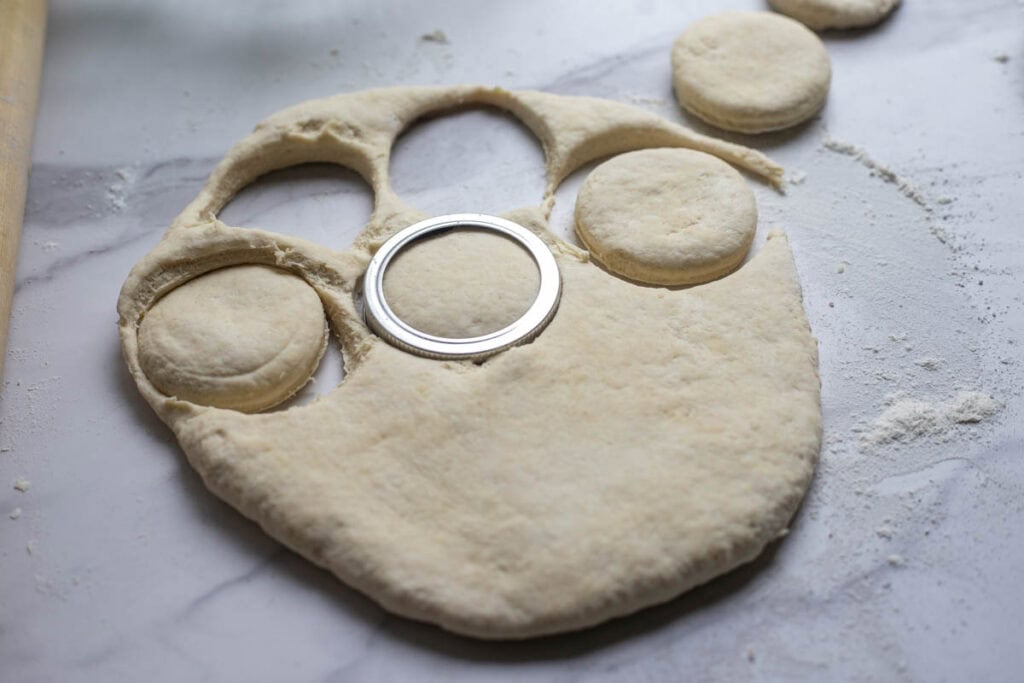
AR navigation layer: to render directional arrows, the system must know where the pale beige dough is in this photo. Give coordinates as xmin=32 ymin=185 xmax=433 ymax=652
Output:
xmin=769 ymin=0 xmax=901 ymax=30
xmin=672 ymin=12 xmax=832 ymax=133
xmin=575 ymin=148 xmax=757 ymax=285
xmin=138 ymin=264 xmax=328 ymax=411
xmin=383 ymin=229 xmax=539 ymax=338
xmin=118 ymin=86 xmax=820 ymax=639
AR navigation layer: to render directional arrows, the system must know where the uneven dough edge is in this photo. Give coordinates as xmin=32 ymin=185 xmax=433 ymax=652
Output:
xmin=161 ymin=85 xmax=784 ymax=233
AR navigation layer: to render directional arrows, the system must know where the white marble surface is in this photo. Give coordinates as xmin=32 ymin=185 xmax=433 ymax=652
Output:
xmin=2 ymin=1 xmax=1023 ymax=680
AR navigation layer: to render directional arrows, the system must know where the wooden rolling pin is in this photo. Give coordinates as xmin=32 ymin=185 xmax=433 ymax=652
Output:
xmin=0 ymin=0 xmax=47 ymax=380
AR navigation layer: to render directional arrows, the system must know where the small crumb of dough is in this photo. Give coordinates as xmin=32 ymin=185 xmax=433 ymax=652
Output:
xmin=10 ymin=507 xmax=22 ymax=520
xmin=887 ymin=554 xmax=905 ymax=567
xmin=672 ymin=12 xmax=831 ymax=133
xmin=13 ymin=478 xmax=30 ymax=492
xmin=769 ymin=0 xmax=901 ymax=31
xmin=421 ymin=29 xmax=449 ymax=44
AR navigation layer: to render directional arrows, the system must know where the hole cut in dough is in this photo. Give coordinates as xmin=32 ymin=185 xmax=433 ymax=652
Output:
xmin=217 ymin=163 xmax=373 ymax=250
xmin=671 ymin=12 xmax=832 ymax=134
xmin=390 ymin=107 xmax=547 ymax=216
xmin=769 ymin=0 xmax=901 ymax=31
xmin=382 ymin=228 xmax=540 ymax=338
xmin=138 ymin=265 xmax=328 ymax=412
xmin=575 ymin=149 xmax=757 ymax=286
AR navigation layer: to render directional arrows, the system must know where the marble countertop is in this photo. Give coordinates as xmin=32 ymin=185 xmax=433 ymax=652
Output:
xmin=2 ymin=1 xmax=1022 ymax=680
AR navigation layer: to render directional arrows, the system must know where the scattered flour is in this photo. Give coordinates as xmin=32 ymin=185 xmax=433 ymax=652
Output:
xmin=914 ymin=357 xmax=942 ymax=371
xmin=862 ymin=391 xmax=1003 ymax=447
xmin=106 ymin=166 xmax=136 ymax=213
xmin=33 ymin=240 xmax=60 ymax=252
xmin=788 ymin=170 xmax=807 ymax=186
xmin=625 ymin=94 xmax=669 ymax=108
xmin=821 ymin=134 xmax=931 ymax=212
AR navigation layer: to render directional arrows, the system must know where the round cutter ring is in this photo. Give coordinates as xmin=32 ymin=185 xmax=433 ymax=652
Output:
xmin=362 ymin=213 xmax=563 ymax=361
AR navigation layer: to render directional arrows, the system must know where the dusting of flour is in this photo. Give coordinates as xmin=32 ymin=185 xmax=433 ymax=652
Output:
xmin=821 ymin=134 xmax=931 ymax=213
xmin=862 ymin=391 xmax=1003 ymax=447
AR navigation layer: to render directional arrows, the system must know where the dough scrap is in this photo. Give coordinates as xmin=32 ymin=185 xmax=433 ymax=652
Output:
xmin=118 ymin=86 xmax=821 ymax=639
xmin=575 ymin=148 xmax=757 ymax=285
xmin=769 ymin=0 xmax=900 ymax=30
xmin=138 ymin=265 xmax=328 ymax=411
xmin=671 ymin=12 xmax=832 ymax=133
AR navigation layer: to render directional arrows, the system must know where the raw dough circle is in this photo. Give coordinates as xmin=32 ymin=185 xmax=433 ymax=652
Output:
xmin=574 ymin=149 xmax=757 ymax=286
xmin=139 ymin=265 xmax=328 ymax=411
xmin=369 ymin=214 xmax=557 ymax=360
xmin=769 ymin=0 xmax=900 ymax=30
xmin=382 ymin=226 xmax=541 ymax=340
xmin=671 ymin=11 xmax=832 ymax=133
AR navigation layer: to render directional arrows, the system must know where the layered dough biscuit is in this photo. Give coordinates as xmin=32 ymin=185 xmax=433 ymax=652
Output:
xmin=769 ymin=0 xmax=901 ymax=31
xmin=575 ymin=148 xmax=757 ymax=286
xmin=672 ymin=12 xmax=832 ymax=133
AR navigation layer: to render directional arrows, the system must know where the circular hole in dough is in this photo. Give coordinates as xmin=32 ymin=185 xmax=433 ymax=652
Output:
xmin=138 ymin=265 xmax=328 ymax=412
xmin=382 ymin=228 xmax=540 ymax=339
xmin=671 ymin=11 xmax=832 ymax=134
xmin=390 ymin=107 xmax=547 ymax=216
xmin=768 ymin=0 xmax=901 ymax=31
xmin=574 ymin=148 xmax=757 ymax=286
xmin=218 ymin=163 xmax=373 ymax=250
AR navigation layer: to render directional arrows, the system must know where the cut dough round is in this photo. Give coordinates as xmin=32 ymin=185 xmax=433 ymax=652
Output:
xmin=575 ymin=149 xmax=757 ymax=286
xmin=383 ymin=229 xmax=540 ymax=338
xmin=769 ymin=0 xmax=900 ymax=30
xmin=139 ymin=265 xmax=328 ymax=411
xmin=671 ymin=11 xmax=832 ymax=133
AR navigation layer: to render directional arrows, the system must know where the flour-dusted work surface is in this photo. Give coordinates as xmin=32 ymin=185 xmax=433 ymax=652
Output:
xmin=1 ymin=0 xmax=1021 ymax=680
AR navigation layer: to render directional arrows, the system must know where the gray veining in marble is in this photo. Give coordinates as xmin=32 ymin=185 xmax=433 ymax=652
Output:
xmin=2 ymin=1 xmax=1022 ymax=681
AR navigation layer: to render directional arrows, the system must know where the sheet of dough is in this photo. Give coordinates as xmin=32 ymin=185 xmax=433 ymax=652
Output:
xmin=118 ymin=86 xmax=820 ymax=639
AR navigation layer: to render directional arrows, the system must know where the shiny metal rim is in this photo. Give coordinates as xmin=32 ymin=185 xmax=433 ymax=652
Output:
xmin=362 ymin=213 xmax=562 ymax=361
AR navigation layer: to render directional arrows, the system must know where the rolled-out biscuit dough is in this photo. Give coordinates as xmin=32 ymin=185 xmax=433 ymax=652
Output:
xmin=671 ymin=12 xmax=832 ymax=133
xmin=769 ymin=0 xmax=901 ymax=30
xmin=574 ymin=148 xmax=757 ymax=286
xmin=118 ymin=86 xmax=820 ymax=639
